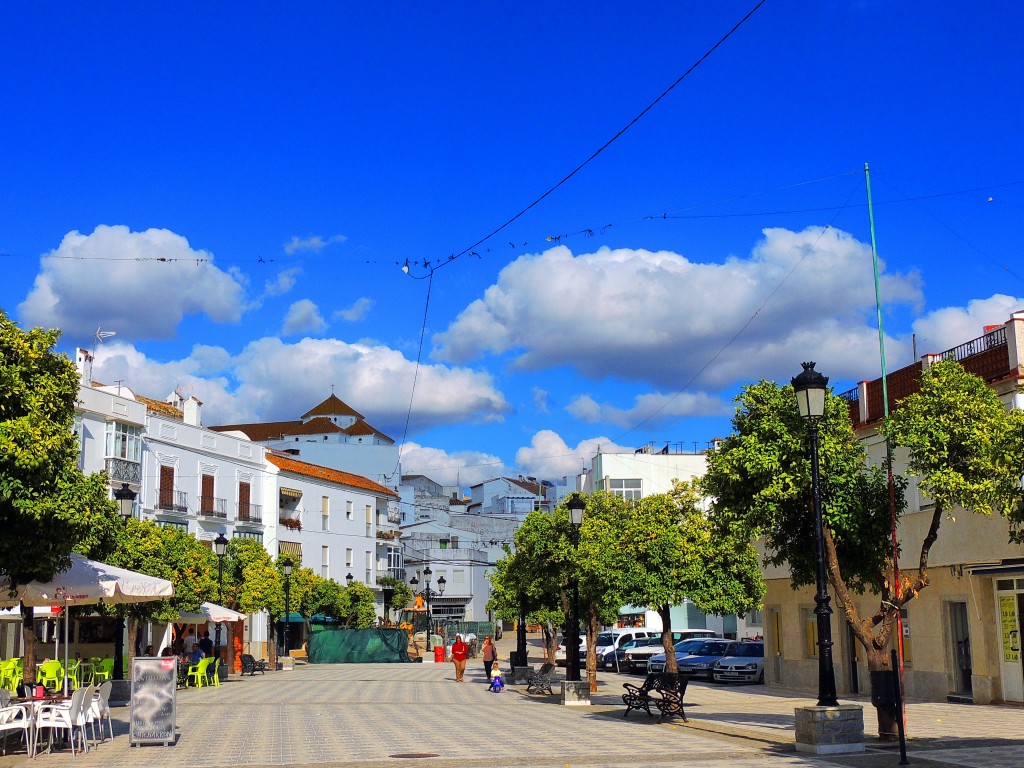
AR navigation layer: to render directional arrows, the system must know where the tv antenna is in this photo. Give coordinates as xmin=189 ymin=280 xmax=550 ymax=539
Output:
xmin=95 ymin=327 xmax=117 ymax=345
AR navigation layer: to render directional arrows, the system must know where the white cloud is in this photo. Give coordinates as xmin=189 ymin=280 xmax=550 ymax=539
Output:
xmin=566 ymin=390 xmax=729 ymax=428
xmin=399 ymin=442 xmax=506 ymax=488
xmin=283 ymin=234 xmax=347 ymax=255
xmin=282 ymin=299 xmax=327 ymax=336
xmin=90 ymin=336 xmax=512 ymax=437
xmin=432 ymin=228 xmax=923 ymax=389
xmin=18 ymin=225 xmax=247 ymax=340
xmin=334 ymin=297 xmax=375 ymax=322
xmin=911 ymin=294 xmax=1024 ymax=354
xmin=532 ymin=387 xmax=549 ymax=414
xmin=263 ymin=267 xmax=302 ymax=297
xmin=515 ymin=430 xmax=633 ymax=480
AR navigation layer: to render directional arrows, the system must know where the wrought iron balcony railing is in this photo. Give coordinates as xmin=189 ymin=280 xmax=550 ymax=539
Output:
xmin=105 ymin=457 xmax=140 ymax=485
xmin=199 ymin=496 xmax=228 ymax=519
xmin=156 ymin=489 xmax=188 ymax=514
xmin=236 ymin=502 xmax=262 ymax=524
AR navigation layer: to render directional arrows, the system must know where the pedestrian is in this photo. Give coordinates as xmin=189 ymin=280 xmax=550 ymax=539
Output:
xmin=451 ymin=633 xmax=469 ymax=682
xmin=199 ymin=630 xmax=214 ymax=658
xmin=481 ymin=635 xmax=497 ymax=679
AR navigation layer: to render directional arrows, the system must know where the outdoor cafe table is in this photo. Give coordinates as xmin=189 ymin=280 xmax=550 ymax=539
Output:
xmin=12 ymin=694 xmax=69 ymax=757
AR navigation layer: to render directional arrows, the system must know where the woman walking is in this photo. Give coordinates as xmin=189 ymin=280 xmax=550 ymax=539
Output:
xmin=451 ymin=634 xmax=469 ymax=681
xmin=481 ymin=635 xmax=498 ymax=680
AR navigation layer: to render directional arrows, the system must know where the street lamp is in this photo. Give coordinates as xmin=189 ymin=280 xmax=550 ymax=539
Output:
xmin=792 ymin=361 xmax=839 ymax=707
xmin=282 ymin=559 xmax=293 ymax=655
xmin=213 ymin=533 xmax=228 ymax=674
xmin=111 ymin=483 xmax=137 ymax=683
xmin=114 ymin=483 xmax=136 ymax=519
xmin=411 ymin=567 xmax=436 ymax=651
xmin=345 ymin=572 xmax=354 ymax=587
xmin=565 ymin=494 xmax=586 ymax=683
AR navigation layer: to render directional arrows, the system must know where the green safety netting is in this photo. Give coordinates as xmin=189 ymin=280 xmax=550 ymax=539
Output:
xmin=308 ymin=628 xmax=411 ymax=663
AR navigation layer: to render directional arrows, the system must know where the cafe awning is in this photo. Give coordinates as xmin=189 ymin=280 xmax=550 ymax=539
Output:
xmin=280 ymin=487 xmax=303 ymax=499
xmin=279 ymin=541 xmax=302 ymax=558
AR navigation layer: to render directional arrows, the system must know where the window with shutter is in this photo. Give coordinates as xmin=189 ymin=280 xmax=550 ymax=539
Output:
xmin=238 ymin=481 xmax=251 ymax=521
xmin=159 ymin=465 xmax=175 ymax=509
xmin=201 ymin=474 xmax=215 ymax=514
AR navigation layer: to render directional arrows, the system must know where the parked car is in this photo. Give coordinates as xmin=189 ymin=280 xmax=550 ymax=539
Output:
xmin=592 ymin=628 xmax=655 ymax=662
xmin=601 ymin=636 xmax=661 ymax=669
xmin=678 ymin=640 xmax=737 ymax=679
xmin=713 ymin=641 xmax=765 ymax=684
xmin=624 ymin=630 xmax=718 ymax=673
xmin=553 ymin=634 xmax=587 ymax=667
xmin=645 ymin=639 xmax=709 ymax=674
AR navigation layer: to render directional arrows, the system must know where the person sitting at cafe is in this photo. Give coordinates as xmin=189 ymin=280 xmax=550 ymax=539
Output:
xmin=198 ymin=630 xmax=214 ymax=658
xmin=189 ymin=643 xmax=205 ymax=663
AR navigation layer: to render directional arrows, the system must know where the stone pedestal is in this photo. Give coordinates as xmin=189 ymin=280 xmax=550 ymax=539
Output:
xmin=278 ymin=657 xmax=294 ymax=671
xmin=794 ymin=705 xmax=865 ymax=755
xmin=508 ymin=666 xmax=532 ymax=685
xmin=109 ymin=678 xmax=131 ymax=707
xmin=561 ymin=681 xmax=591 ymax=706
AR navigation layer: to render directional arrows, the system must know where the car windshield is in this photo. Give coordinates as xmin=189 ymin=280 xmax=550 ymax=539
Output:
xmin=694 ymin=641 xmax=732 ymax=656
xmin=675 ymin=639 xmax=705 ymax=653
xmin=730 ymin=643 xmax=764 ymax=658
xmin=596 ymin=633 xmax=614 ymax=646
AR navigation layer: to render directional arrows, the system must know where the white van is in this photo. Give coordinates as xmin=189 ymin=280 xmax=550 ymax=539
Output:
xmin=593 ymin=628 xmax=655 ymax=661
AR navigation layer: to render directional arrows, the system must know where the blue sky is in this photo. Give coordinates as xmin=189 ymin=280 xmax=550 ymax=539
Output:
xmin=2 ymin=2 xmax=1023 ymax=488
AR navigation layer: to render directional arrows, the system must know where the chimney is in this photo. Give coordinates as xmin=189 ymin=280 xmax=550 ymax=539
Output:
xmin=75 ymin=348 xmax=94 ymax=384
xmin=183 ymin=396 xmax=203 ymax=426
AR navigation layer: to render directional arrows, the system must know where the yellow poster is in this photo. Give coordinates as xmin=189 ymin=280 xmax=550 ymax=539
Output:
xmin=999 ymin=596 xmax=1019 ymax=664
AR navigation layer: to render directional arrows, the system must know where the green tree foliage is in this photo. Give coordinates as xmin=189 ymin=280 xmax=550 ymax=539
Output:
xmin=336 ymin=581 xmax=378 ymax=628
xmin=376 ymin=575 xmax=412 ymax=618
xmin=103 ymin=518 xmax=216 ymax=656
xmin=617 ymin=482 xmax=764 ymax=673
xmin=0 ymin=311 xmax=120 ymax=677
xmin=886 ymin=359 xmax=1024 ymax=542
xmin=224 ymin=539 xmax=283 ymax=667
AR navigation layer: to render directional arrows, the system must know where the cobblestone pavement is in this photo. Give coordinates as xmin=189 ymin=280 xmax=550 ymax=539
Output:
xmin=0 ymin=654 xmax=1018 ymax=768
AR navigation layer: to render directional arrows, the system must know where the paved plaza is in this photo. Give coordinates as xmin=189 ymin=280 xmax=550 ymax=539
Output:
xmin=4 ymin=649 xmax=1024 ymax=768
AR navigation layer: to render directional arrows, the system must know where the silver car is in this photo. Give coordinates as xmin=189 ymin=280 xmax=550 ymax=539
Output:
xmin=713 ymin=641 xmax=765 ymax=684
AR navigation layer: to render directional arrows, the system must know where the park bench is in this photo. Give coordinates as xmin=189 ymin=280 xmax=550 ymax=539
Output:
xmin=524 ymin=662 xmax=556 ymax=695
xmin=622 ymin=673 xmax=688 ymax=722
xmin=241 ymin=654 xmax=269 ymax=675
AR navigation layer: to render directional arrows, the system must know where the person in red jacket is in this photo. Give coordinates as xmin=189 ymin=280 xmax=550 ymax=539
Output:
xmin=451 ymin=634 xmax=469 ymax=682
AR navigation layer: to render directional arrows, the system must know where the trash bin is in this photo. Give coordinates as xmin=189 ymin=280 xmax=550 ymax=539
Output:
xmin=434 ymin=645 xmax=446 ymax=663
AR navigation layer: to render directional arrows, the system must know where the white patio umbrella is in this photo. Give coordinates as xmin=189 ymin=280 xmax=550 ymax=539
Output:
xmin=0 ymin=554 xmax=174 ymax=693
xmin=177 ymin=601 xmax=246 ymax=624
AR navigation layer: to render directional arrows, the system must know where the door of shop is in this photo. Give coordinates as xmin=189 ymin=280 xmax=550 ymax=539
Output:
xmin=948 ymin=601 xmax=972 ymax=698
xmin=995 ymin=578 xmax=1023 ymax=702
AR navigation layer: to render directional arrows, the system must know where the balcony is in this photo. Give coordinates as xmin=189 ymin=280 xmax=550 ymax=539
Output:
xmin=199 ymin=496 xmax=228 ymax=520
xmin=155 ymin=489 xmax=188 ymax=514
xmin=236 ymin=502 xmax=262 ymax=524
xmin=105 ymin=457 xmax=140 ymax=485
xmin=280 ymin=515 xmax=302 ymax=531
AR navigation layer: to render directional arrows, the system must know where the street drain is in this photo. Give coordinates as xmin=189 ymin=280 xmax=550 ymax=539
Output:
xmin=389 ymin=754 xmax=440 ymax=759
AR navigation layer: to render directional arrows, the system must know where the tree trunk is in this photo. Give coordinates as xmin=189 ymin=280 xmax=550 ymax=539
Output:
xmin=586 ymin=605 xmax=599 ymax=692
xmin=21 ymin=604 xmax=36 ymax=688
xmin=658 ymin=605 xmax=677 ymax=673
xmin=268 ymin=616 xmax=278 ymax=670
xmin=127 ymin=616 xmax=139 ymax=677
xmin=865 ymin=645 xmax=899 ymax=741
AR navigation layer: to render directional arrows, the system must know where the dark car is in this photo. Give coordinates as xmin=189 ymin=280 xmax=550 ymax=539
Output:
xmin=677 ymin=640 xmax=736 ymax=679
xmin=645 ymin=638 xmax=708 ymax=674
xmin=601 ymin=636 xmax=661 ymax=670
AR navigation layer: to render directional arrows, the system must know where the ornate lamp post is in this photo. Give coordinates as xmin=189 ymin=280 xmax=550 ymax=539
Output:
xmin=792 ymin=361 xmax=839 ymax=707
xmin=565 ymin=494 xmax=586 ymax=683
xmin=282 ymin=559 xmax=293 ymax=655
xmin=346 ymin=572 xmax=354 ymax=587
xmin=213 ymin=533 xmax=228 ymax=673
xmin=411 ymin=567 xmax=441 ymax=650
xmin=112 ymin=483 xmax=137 ymax=682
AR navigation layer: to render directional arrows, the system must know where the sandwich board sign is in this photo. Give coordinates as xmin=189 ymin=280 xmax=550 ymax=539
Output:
xmin=129 ymin=656 xmax=176 ymax=746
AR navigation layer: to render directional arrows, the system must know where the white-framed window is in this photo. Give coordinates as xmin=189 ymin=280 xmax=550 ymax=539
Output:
xmin=453 ymin=569 xmax=465 ymax=585
xmin=346 ymin=548 xmax=353 ymax=567
xmin=609 ymin=478 xmax=642 ymax=501
xmin=322 ymin=496 xmax=330 ymax=531
xmin=321 ymin=546 xmax=330 ymax=578
xmin=346 ymin=500 xmax=353 ymax=519
xmin=105 ymin=421 xmax=142 ymax=462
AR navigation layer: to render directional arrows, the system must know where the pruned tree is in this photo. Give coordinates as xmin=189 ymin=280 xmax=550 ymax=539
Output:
xmin=224 ymin=538 xmax=282 ymax=667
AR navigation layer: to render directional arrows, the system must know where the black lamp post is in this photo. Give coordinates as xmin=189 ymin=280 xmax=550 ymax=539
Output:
xmin=346 ymin=572 xmax=354 ymax=587
xmin=792 ymin=361 xmax=839 ymax=707
xmin=213 ymin=533 xmax=228 ymax=671
xmin=410 ymin=566 xmax=438 ymax=651
xmin=282 ymin=559 xmax=293 ymax=654
xmin=112 ymin=483 xmax=137 ymax=681
xmin=565 ymin=494 xmax=586 ymax=683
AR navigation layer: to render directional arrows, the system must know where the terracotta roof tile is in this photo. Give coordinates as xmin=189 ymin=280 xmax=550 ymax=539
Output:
xmin=135 ymin=394 xmax=184 ymax=420
xmin=266 ymin=452 xmax=399 ymax=498
xmin=210 ymin=420 xmax=303 ymax=441
xmin=301 ymin=394 xmax=363 ymax=420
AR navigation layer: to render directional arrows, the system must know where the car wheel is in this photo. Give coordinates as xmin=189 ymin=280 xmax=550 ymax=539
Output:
xmin=757 ymin=670 xmax=764 ymax=684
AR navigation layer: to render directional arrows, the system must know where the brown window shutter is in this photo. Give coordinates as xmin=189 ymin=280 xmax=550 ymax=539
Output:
xmin=238 ymin=481 xmax=251 ymax=520
xmin=159 ymin=465 xmax=175 ymax=508
xmin=201 ymin=474 xmax=214 ymax=513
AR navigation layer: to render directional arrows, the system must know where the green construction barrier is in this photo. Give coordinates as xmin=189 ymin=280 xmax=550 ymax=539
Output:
xmin=308 ymin=628 xmax=411 ymax=663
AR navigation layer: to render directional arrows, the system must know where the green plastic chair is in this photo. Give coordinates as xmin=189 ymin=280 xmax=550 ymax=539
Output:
xmin=207 ymin=658 xmax=221 ymax=687
xmin=91 ymin=658 xmax=113 ymax=683
xmin=36 ymin=660 xmax=64 ymax=691
xmin=65 ymin=659 xmax=83 ymax=688
xmin=186 ymin=657 xmax=213 ymax=688
xmin=0 ymin=659 xmax=15 ymax=691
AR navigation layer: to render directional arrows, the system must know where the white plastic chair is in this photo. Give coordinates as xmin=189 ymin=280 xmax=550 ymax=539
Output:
xmin=89 ymin=681 xmax=114 ymax=743
xmin=34 ymin=685 xmax=91 ymax=758
xmin=0 ymin=704 xmax=33 ymax=757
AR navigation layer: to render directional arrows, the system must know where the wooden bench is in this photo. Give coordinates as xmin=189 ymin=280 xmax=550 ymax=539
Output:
xmin=622 ymin=673 xmax=688 ymax=722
